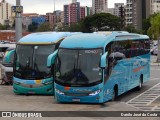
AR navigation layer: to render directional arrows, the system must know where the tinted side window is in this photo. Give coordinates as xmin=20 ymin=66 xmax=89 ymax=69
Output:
xmin=106 ymin=39 xmax=150 ymax=60
xmin=123 ymin=40 xmax=131 ymax=58
xmin=130 ymin=39 xmax=150 ymax=57
xmin=112 ymin=41 xmax=126 ymax=61
xmin=131 ymin=41 xmax=140 ymax=57
xmin=144 ymin=39 xmax=150 ymax=54
xmin=105 ymin=42 xmax=113 ymax=53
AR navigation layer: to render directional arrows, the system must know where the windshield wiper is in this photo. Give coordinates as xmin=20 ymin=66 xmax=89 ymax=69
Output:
xmin=33 ymin=58 xmax=35 ymax=69
xmin=73 ymin=58 xmax=76 ymax=74
xmin=26 ymin=57 xmax=30 ymax=67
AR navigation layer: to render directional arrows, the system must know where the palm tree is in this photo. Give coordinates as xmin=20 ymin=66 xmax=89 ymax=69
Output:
xmin=148 ymin=14 xmax=160 ymax=63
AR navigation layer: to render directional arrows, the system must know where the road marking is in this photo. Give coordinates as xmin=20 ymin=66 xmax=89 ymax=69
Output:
xmin=126 ymin=82 xmax=160 ymax=111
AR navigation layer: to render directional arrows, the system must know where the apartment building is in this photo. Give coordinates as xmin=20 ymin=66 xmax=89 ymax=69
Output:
xmin=125 ymin=0 xmax=151 ymax=29
xmin=0 ymin=0 xmax=14 ymax=26
xmin=92 ymin=0 xmax=108 ymax=14
xmin=151 ymin=0 xmax=160 ymax=14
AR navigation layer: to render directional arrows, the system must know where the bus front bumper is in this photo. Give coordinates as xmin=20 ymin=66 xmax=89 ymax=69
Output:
xmin=55 ymin=93 xmax=103 ymax=103
xmin=54 ymin=83 xmax=104 ymax=103
xmin=13 ymin=83 xmax=54 ymax=95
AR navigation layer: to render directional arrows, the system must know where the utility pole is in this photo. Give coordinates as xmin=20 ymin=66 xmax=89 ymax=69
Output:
xmin=120 ymin=5 xmax=124 ymax=30
xmin=54 ymin=0 xmax=55 ymax=12
xmin=54 ymin=0 xmax=57 ymax=31
xmin=157 ymin=39 xmax=160 ymax=64
xmin=15 ymin=0 xmax=22 ymax=43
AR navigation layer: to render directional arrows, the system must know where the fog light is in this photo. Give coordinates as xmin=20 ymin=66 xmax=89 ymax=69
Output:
xmin=14 ymin=82 xmax=21 ymax=85
xmin=89 ymin=90 xmax=101 ymax=96
xmin=55 ymin=89 xmax=64 ymax=95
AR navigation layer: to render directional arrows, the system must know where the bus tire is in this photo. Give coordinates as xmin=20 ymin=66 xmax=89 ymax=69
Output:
xmin=137 ymin=75 xmax=143 ymax=91
xmin=112 ymin=86 xmax=118 ymax=101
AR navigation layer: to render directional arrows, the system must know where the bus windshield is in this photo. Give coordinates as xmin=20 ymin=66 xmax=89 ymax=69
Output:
xmin=55 ymin=49 xmax=102 ymax=86
xmin=14 ymin=44 xmax=55 ymax=79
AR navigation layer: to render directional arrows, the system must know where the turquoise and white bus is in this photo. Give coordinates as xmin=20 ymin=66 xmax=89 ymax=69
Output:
xmin=49 ymin=32 xmax=150 ymax=103
xmin=5 ymin=32 xmax=80 ymax=95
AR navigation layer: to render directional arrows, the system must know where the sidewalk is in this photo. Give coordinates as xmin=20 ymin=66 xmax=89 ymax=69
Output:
xmin=151 ymin=55 xmax=160 ymax=66
xmin=151 ymin=62 xmax=160 ymax=66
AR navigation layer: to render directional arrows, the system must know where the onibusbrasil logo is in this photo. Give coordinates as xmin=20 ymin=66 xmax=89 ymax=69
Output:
xmin=1 ymin=112 xmax=42 ymax=118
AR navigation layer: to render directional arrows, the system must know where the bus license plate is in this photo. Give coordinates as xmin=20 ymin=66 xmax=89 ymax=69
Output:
xmin=72 ymin=98 xmax=80 ymax=102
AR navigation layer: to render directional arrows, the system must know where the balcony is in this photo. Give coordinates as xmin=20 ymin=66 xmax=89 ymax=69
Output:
xmin=125 ymin=7 xmax=132 ymax=10
xmin=125 ymin=16 xmax=133 ymax=19
xmin=126 ymin=21 xmax=133 ymax=24
xmin=125 ymin=11 xmax=132 ymax=15
xmin=127 ymin=1 xmax=133 ymax=5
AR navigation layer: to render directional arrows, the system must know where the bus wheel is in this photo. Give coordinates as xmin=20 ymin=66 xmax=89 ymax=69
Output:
xmin=137 ymin=75 xmax=143 ymax=91
xmin=112 ymin=86 xmax=118 ymax=101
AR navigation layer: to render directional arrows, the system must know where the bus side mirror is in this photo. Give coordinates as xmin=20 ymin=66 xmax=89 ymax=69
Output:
xmin=3 ymin=50 xmax=15 ymax=63
xmin=100 ymin=52 xmax=108 ymax=68
xmin=47 ymin=50 xmax=58 ymax=68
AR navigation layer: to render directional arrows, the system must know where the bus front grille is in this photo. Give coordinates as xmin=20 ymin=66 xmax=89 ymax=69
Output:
xmin=64 ymin=92 xmax=89 ymax=97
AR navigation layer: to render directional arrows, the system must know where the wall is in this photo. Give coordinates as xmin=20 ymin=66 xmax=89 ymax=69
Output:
xmin=0 ymin=31 xmax=30 ymax=42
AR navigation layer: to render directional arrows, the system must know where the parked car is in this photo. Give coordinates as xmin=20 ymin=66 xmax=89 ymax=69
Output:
xmin=153 ymin=48 xmax=158 ymax=56
xmin=150 ymin=46 xmax=157 ymax=55
xmin=153 ymin=40 xmax=158 ymax=46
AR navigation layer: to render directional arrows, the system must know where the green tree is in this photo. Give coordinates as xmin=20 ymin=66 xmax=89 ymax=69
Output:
xmin=0 ymin=23 xmax=7 ymax=30
xmin=69 ymin=23 xmax=83 ymax=32
xmin=58 ymin=25 xmax=70 ymax=32
xmin=124 ymin=24 xmax=142 ymax=34
xmin=58 ymin=20 xmax=83 ymax=32
xmin=124 ymin=24 xmax=137 ymax=33
xmin=142 ymin=14 xmax=158 ymax=35
xmin=142 ymin=18 xmax=151 ymax=34
xmin=148 ymin=14 xmax=160 ymax=62
xmin=37 ymin=22 xmax=52 ymax=32
xmin=82 ymin=13 xmax=122 ymax=32
xmin=28 ymin=22 xmax=38 ymax=32
xmin=58 ymin=13 xmax=122 ymax=32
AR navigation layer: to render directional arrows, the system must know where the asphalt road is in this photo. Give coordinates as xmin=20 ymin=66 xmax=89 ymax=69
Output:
xmin=0 ymin=55 xmax=160 ymax=120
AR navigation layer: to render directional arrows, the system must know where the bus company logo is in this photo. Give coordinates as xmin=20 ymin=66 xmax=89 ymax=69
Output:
xmin=73 ymin=89 xmax=92 ymax=93
xmin=85 ymin=50 xmax=99 ymax=54
xmin=2 ymin=112 xmax=11 ymax=117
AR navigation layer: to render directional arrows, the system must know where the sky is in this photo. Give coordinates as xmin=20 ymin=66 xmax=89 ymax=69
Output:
xmin=6 ymin=0 xmax=126 ymax=14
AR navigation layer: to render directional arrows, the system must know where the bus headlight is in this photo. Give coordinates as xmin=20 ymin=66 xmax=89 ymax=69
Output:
xmin=55 ymin=89 xmax=64 ymax=95
xmin=14 ymin=82 xmax=21 ymax=85
xmin=89 ymin=90 xmax=101 ymax=96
